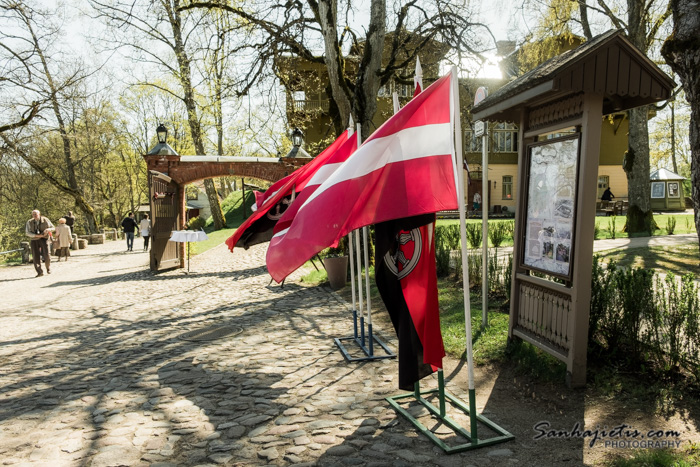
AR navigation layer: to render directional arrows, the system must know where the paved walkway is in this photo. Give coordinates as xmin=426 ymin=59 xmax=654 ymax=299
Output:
xmin=592 ymin=233 xmax=698 ymax=252
xmin=0 ymin=235 xmax=696 ymax=466
xmin=1 ymin=240 xmax=525 ymax=467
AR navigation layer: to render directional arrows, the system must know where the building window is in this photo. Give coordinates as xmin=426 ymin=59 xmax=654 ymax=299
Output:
xmin=493 ymin=123 xmax=518 ymax=153
xmin=597 ymin=175 xmax=609 ymax=199
xmin=465 ymin=130 xmax=483 ymax=152
xmin=502 ymin=176 xmax=513 ymax=200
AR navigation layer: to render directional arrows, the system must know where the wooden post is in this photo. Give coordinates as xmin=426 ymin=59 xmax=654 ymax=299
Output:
xmin=508 ymin=109 xmax=531 ymax=341
xmin=566 ymin=94 xmax=603 ymax=387
xmin=241 ymin=178 xmax=247 ymax=218
xmin=179 ymin=183 xmax=186 ymax=269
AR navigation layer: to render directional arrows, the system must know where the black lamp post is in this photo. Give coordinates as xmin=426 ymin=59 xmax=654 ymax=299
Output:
xmin=147 ymin=123 xmax=178 ymax=156
xmin=281 ymin=127 xmax=311 ymax=159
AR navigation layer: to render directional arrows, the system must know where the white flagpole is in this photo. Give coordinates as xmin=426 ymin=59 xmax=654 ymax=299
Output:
xmin=449 ymin=66 xmax=476 ymax=398
xmin=345 ymin=116 xmax=358 ymax=338
xmin=354 ymin=122 xmax=366 ymax=345
xmin=482 ymin=125 xmax=489 ymax=327
xmin=363 ymin=225 xmax=372 ymax=328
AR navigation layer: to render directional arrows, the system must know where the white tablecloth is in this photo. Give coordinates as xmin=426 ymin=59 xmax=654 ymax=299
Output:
xmin=170 ymin=230 xmax=209 ymax=242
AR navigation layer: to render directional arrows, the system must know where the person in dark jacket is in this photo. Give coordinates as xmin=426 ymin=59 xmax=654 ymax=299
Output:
xmin=63 ymin=211 xmax=75 ymax=228
xmin=121 ymin=212 xmax=139 ymax=252
xmin=601 ymin=187 xmax=615 ymax=201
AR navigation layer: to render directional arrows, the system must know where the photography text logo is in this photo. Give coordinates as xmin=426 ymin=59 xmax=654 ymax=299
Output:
xmin=533 ymin=421 xmax=683 ymax=448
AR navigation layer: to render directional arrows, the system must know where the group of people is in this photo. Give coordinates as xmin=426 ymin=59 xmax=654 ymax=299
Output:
xmin=121 ymin=212 xmax=151 ymax=252
xmin=26 ymin=209 xmax=153 ymax=277
xmin=25 ymin=210 xmax=75 ymax=277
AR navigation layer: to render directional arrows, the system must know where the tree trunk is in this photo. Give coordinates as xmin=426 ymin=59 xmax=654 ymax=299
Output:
xmin=167 ymin=0 xmax=226 ymax=230
xmin=624 ymin=106 xmax=654 ymax=235
xmin=317 ymin=0 xmax=352 ymax=130
xmin=22 ymin=11 xmax=98 ymax=233
xmin=353 ymin=0 xmax=386 ymax=139
xmin=662 ymin=0 xmax=700 ymax=249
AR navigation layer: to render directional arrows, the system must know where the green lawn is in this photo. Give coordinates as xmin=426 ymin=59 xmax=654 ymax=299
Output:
xmin=594 ymin=213 xmax=696 ymax=239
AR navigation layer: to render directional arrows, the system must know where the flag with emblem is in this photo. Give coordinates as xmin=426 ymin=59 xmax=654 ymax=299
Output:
xmin=273 ymin=133 xmax=358 ymax=236
xmin=266 ymin=68 xmax=459 ymax=282
xmin=225 ymin=130 xmax=352 ymax=251
xmin=373 ymin=57 xmax=445 ymax=389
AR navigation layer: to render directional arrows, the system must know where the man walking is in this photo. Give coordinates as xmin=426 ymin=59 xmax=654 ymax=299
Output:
xmin=25 ymin=210 xmax=55 ymax=277
xmin=121 ymin=212 xmax=138 ymax=252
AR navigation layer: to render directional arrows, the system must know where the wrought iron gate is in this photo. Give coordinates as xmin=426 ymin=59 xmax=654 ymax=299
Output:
xmin=149 ymin=174 xmax=180 ymax=271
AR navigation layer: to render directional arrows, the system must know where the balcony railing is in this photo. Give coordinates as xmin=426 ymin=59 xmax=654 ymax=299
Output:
xmin=292 ymin=99 xmax=329 ymax=113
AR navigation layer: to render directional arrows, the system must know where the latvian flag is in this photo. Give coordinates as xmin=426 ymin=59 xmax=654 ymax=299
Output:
xmin=266 ymin=69 xmax=458 ymax=282
xmin=225 ymin=130 xmax=352 ymax=251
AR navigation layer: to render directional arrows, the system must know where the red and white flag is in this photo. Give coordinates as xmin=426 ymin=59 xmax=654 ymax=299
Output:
xmin=266 ymin=69 xmax=458 ymax=282
xmin=273 ymin=133 xmax=358 ymax=235
xmin=374 ymin=57 xmax=445 ymax=389
xmin=225 ymin=130 xmax=352 ymax=251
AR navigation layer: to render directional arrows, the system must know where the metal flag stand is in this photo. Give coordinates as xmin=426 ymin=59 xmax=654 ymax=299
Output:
xmin=385 ymin=65 xmax=513 ymax=453
xmin=334 ymin=122 xmax=395 ymax=362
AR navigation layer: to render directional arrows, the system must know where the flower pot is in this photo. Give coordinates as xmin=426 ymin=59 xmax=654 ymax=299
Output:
xmin=323 ymin=255 xmax=348 ymax=290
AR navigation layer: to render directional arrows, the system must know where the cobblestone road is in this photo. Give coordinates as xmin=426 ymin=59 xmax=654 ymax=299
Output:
xmin=0 ymin=239 xmax=604 ymax=466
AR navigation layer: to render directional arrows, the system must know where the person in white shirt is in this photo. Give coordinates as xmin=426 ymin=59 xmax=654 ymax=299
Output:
xmin=139 ymin=214 xmax=152 ymax=251
xmin=473 ymin=192 xmax=482 ymax=212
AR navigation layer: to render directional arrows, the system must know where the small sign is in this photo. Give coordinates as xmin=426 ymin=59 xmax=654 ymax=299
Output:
xmin=474 ymin=120 xmax=485 ymax=138
xmin=474 ymin=86 xmax=488 ymax=106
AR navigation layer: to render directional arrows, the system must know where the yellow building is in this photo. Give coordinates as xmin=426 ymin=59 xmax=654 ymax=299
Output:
xmin=279 ymin=33 xmax=632 ymax=215
xmin=276 ymin=31 xmax=450 ymax=154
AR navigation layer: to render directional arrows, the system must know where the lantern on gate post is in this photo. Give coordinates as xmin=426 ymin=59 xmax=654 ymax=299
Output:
xmin=147 ymin=123 xmax=178 ymax=156
xmin=280 ymin=127 xmax=311 ymax=159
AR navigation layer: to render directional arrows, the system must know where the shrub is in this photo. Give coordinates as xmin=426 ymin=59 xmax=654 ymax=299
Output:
xmin=593 ymin=224 xmax=600 ymax=240
xmin=436 ymin=224 xmax=461 ymax=251
xmin=466 ymin=249 xmax=480 ymax=288
xmin=590 ymin=259 xmax=700 ymax=378
xmin=435 ymin=247 xmax=451 ymax=278
xmin=608 ymin=216 xmax=617 ymax=239
xmin=186 ymin=216 xmax=206 ymax=230
xmin=465 ymin=223 xmax=482 ymax=249
xmin=488 ymin=221 xmax=509 ymax=248
xmin=651 ymin=274 xmax=699 ymax=373
xmin=666 ymin=216 xmax=676 ymax=235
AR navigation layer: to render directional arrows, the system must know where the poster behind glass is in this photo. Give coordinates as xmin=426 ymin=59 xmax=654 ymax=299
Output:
xmin=523 ymin=134 xmax=580 ymax=279
xmin=651 ymin=182 xmax=665 ymax=199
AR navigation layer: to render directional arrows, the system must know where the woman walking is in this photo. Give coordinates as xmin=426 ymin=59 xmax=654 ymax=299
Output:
xmin=54 ymin=218 xmax=72 ymax=261
xmin=140 ymin=214 xmax=151 ymax=251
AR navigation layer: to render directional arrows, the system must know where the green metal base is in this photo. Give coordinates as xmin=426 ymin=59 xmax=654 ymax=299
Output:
xmin=386 ymin=375 xmax=514 ymax=454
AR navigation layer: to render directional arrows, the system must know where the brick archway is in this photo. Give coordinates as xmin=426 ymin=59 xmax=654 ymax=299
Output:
xmin=142 ymin=153 xmax=310 ymax=271
xmin=144 ymin=154 xmax=309 ymax=184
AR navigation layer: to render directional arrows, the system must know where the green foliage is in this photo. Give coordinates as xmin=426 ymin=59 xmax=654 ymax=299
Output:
xmin=436 ymin=224 xmax=461 ymax=250
xmin=466 ymin=250 xmax=481 ymax=288
xmin=435 ymin=247 xmax=451 ymax=278
xmin=590 ymin=258 xmax=700 ymax=379
xmin=465 ymin=222 xmax=482 ymax=248
xmin=324 ymin=235 xmax=349 ymax=258
xmin=217 ymin=190 xmax=256 ymax=228
xmin=652 ymin=274 xmax=700 ymax=375
xmin=186 ymin=216 xmax=206 ymax=231
xmin=607 ymin=216 xmax=617 ymax=239
xmin=488 ymin=220 xmax=510 ymax=248
xmin=605 ymin=446 xmax=700 ymax=467
xmin=594 ymin=224 xmax=600 ymax=240
xmin=666 ymin=216 xmax=676 ymax=235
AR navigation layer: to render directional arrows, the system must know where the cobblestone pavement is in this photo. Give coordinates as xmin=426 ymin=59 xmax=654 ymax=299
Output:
xmin=0 ymin=239 xmax=599 ymax=466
